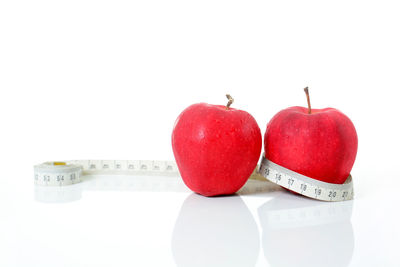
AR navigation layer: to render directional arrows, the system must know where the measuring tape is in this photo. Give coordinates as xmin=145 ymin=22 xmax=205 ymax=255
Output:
xmin=33 ymin=159 xmax=269 ymax=202
xmin=258 ymin=155 xmax=354 ymax=201
xmin=33 ymin=159 xmax=271 ymax=186
xmin=34 ymin=156 xmax=353 ymax=202
xmin=34 ymin=160 xmax=180 ymax=186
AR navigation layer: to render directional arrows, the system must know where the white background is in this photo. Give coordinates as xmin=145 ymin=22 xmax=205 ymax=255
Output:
xmin=0 ymin=0 xmax=399 ymax=266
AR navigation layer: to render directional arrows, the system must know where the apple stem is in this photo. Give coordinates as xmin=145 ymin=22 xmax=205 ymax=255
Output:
xmin=304 ymin=87 xmax=312 ymax=114
xmin=226 ymin=94 xmax=234 ymax=110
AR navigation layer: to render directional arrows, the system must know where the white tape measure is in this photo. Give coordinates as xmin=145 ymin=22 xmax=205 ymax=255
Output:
xmin=258 ymin=155 xmax=354 ymax=201
xmin=33 ymin=160 xmax=266 ymax=186
xmin=34 ymin=160 xmax=180 ymax=186
xmin=34 ymin=157 xmax=353 ymax=202
xmin=33 ymin=159 xmax=269 ymax=203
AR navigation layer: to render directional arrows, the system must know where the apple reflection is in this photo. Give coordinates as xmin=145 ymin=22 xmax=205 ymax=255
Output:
xmin=258 ymin=194 xmax=354 ymax=267
xmin=172 ymin=193 xmax=260 ymax=267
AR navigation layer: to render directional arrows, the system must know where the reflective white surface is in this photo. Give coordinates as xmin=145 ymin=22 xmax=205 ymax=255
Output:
xmin=1 ymin=169 xmax=399 ymax=267
xmin=1 ymin=0 xmax=400 ymax=265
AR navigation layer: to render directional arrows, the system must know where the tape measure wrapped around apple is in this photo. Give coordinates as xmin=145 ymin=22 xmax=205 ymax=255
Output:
xmin=172 ymin=89 xmax=357 ymax=201
xmin=34 ymin=88 xmax=356 ymax=202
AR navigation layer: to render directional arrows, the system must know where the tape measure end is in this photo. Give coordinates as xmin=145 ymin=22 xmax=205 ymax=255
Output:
xmin=53 ymin=162 xmax=67 ymax=166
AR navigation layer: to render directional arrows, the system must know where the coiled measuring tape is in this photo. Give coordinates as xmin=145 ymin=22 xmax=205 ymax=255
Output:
xmin=34 ymin=157 xmax=354 ymax=202
xmin=258 ymin=155 xmax=354 ymax=202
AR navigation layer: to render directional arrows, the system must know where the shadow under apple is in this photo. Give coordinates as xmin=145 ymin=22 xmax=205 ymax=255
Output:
xmin=258 ymin=194 xmax=354 ymax=267
xmin=171 ymin=193 xmax=260 ymax=267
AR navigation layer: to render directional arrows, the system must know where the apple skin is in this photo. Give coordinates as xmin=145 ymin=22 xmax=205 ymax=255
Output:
xmin=172 ymin=103 xmax=262 ymax=196
xmin=264 ymin=106 xmax=358 ymax=184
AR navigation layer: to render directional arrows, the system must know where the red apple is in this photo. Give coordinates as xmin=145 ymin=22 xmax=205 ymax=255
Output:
xmin=172 ymin=95 xmax=262 ymax=196
xmin=264 ymin=88 xmax=358 ymax=184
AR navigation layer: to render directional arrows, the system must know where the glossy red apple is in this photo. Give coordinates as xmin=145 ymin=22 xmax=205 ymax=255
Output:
xmin=172 ymin=95 xmax=262 ymax=196
xmin=264 ymin=88 xmax=357 ymax=184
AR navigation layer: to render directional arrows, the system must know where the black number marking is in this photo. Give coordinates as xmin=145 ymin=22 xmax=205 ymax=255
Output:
xmin=300 ymin=184 xmax=307 ymax=192
xmin=315 ymin=188 xmax=321 ymax=196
